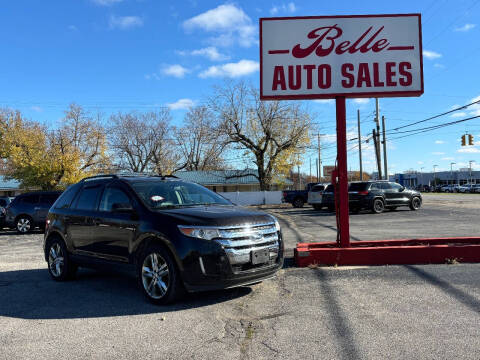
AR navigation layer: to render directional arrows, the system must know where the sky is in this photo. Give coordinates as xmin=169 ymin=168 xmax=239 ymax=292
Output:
xmin=1 ymin=0 xmax=480 ymax=176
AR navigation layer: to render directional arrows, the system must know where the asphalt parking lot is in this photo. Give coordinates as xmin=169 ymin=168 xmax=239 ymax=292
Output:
xmin=1 ymin=194 xmax=479 ymax=359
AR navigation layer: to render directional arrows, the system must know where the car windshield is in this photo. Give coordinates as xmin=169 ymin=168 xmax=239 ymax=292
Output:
xmin=129 ymin=180 xmax=231 ymax=209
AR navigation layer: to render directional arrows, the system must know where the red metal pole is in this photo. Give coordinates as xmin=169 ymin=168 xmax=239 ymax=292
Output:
xmin=336 ymin=96 xmax=350 ymax=247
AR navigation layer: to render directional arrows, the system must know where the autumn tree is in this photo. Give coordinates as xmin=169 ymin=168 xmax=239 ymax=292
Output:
xmin=109 ymin=109 xmax=184 ymax=175
xmin=0 ymin=104 xmax=109 ymax=190
xmin=210 ymin=81 xmax=311 ymax=190
xmin=175 ymin=106 xmax=227 ymax=171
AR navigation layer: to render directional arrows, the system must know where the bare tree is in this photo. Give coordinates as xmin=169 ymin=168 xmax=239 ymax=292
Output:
xmin=109 ymin=109 xmax=184 ymax=175
xmin=175 ymin=106 xmax=227 ymax=171
xmin=210 ymin=81 xmax=311 ymax=190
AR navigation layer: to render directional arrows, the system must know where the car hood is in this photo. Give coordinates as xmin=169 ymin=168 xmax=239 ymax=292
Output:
xmin=157 ymin=205 xmax=275 ymax=227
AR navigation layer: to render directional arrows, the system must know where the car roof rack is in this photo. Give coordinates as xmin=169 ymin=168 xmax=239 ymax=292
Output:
xmin=81 ymin=173 xmax=180 ymax=182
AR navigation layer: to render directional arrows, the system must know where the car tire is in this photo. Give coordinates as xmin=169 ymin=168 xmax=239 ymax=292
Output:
xmin=292 ymin=198 xmax=304 ymax=208
xmin=313 ymin=204 xmax=322 ymax=211
xmin=16 ymin=216 xmax=33 ymax=234
xmin=46 ymin=237 xmax=77 ymax=281
xmin=409 ymin=197 xmax=422 ymax=211
xmin=137 ymin=244 xmax=183 ymax=305
xmin=371 ymin=198 xmax=385 ymax=214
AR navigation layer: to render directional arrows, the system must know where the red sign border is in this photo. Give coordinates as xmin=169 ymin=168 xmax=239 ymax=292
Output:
xmin=259 ymin=13 xmax=424 ymax=100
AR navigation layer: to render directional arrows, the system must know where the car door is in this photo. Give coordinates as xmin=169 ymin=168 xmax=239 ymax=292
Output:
xmin=90 ymin=185 xmax=138 ymax=261
xmin=36 ymin=194 xmax=59 ymax=223
xmin=68 ymin=184 xmax=104 ymax=255
xmin=389 ymin=182 xmax=410 ymax=204
xmin=378 ymin=182 xmax=396 ymax=205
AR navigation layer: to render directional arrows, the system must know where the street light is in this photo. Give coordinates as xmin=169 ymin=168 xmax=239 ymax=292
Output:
xmin=433 ymin=165 xmax=438 ymax=189
xmin=450 ymin=162 xmax=456 ymax=185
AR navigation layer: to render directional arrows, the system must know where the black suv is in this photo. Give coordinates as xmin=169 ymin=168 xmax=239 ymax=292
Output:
xmin=43 ymin=175 xmax=283 ymax=304
xmin=322 ymin=181 xmax=422 ymax=213
xmin=5 ymin=192 xmax=61 ymax=233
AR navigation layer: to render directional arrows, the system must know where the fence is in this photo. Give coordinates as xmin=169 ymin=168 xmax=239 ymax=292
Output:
xmin=218 ymin=191 xmax=283 ymax=206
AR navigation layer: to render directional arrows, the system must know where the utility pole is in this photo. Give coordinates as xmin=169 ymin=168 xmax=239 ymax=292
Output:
xmin=317 ymin=133 xmax=322 ymax=181
xmin=469 ymin=160 xmax=475 ymax=184
xmin=374 ymin=98 xmax=382 ymax=173
xmin=450 ymin=162 xmax=456 ymax=185
xmin=381 ymin=115 xmax=388 ymax=180
xmin=316 ymin=158 xmax=319 ymax=182
xmin=373 ymin=129 xmax=382 ymax=179
xmin=309 ymin=158 xmax=312 ymax=182
xmin=357 ymin=109 xmax=363 ymax=180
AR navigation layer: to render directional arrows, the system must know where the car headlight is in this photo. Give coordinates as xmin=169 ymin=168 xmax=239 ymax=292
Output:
xmin=270 ymin=216 xmax=281 ymax=232
xmin=178 ymin=226 xmax=221 ymax=240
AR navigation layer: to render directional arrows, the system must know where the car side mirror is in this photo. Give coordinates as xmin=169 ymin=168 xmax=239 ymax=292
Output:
xmin=400 ymin=186 xmax=405 ymax=192
xmin=111 ymin=202 xmax=134 ymax=213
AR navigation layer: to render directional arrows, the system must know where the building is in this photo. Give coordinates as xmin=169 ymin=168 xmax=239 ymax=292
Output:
xmin=390 ymin=169 xmax=480 ymax=187
xmin=0 ymin=176 xmax=22 ymax=197
xmin=175 ymin=170 xmax=293 ymax=192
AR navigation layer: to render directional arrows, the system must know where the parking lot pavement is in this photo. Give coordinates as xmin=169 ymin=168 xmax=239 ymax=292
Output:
xmin=1 ymin=195 xmax=480 ymax=360
xmin=260 ymin=193 xmax=480 ymax=251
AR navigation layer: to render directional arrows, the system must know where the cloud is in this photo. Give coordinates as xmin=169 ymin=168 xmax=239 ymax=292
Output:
xmin=167 ymin=98 xmax=195 ymax=110
xmin=161 ymin=64 xmax=189 ymax=78
xmin=433 ymin=63 xmax=445 ymax=69
xmin=92 ymin=0 xmax=122 ymax=5
xmin=183 ymin=4 xmax=256 ymax=47
xmin=450 ymin=112 xmax=467 ymax=118
xmin=31 ymin=106 xmax=42 ymax=112
xmin=423 ymin=50 xmax=442 ymax=60
xmin=454 ymin=23 xmax=476 ymax=32
xmin=353 ymin=98 xmax=370 ymax=104
xmin=432 ymin=152 xmax=445 ymax=155
xmin=417 ymin=161 xmax=424 ymax=165
xmin=199 ymin=59 xmax=258 ymax=78
xmin=457 ymin=147 xmax=480 ymax=153
xmin=109 ymin=15 xmax=143 ymax=30
xmin=177 ymin=47 xmax=229 ymax=61
xmin=270 ymin=2 xmax=297 ymax=15
xmin=441 ymin=157 xmax=455 ymax=161
xmin=435 ymin=140 xmax=445 ymax=144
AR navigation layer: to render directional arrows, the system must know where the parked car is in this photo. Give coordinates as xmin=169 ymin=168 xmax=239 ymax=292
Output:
xmin=0 ymin=197 xmax=14 ymax=228
xmin=458 ymin=184 xmax=475 ymax=193
xmin=322 ymin=181 xmax=422 ymax=213
xmin=43 ymin=174 xmax=284 ymax=304
xmin=282 ymin=182 xmax=319 ymax=208
xmin=5 ymin=191 xmax=61 ymax=233
xmin=471 ymin=184 xmax=480 ymax=193
xmin=307 ymin=183 xmax=327 ymax=210
xmin=440 ymin=184 xmax=459 ymax=193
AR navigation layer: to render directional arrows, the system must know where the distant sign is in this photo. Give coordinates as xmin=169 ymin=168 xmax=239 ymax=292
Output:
xmin=323 ymin=165 xmax=335 ymax=178
xmin=260 ymin=14 xmax=423 ymax=100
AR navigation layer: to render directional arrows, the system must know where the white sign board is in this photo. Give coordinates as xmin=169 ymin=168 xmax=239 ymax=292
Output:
xmin=260 ymin=14 xmax=423 ymax=100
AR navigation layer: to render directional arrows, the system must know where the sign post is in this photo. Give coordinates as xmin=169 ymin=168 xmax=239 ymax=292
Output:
xmin=260 ymin=14 xmax=423 ymax=248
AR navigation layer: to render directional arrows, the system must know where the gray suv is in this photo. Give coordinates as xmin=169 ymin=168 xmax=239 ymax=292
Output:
xmin=5 ymin=192 xmax=61 ymax=233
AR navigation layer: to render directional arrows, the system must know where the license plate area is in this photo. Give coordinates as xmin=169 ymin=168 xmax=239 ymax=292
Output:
xmin=251 ymin=248 xmax=269 ymax=265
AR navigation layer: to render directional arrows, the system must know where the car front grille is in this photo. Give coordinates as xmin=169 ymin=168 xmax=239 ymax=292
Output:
xmin=214 ymin=222 xmax=280 ymax=269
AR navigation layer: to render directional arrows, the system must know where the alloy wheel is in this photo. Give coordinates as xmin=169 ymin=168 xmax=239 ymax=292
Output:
xmin=373 ymin=199 xmax=384 ymax=213
xmin=142 ymin=253 xmax=170 ymax=300
xmin=48 ymin=243 xmax=64 ymax=277
xmin=412 ymin=197 xmax=421 ymax=209
xmin=17 ymin=218 xmax=31 ymax=233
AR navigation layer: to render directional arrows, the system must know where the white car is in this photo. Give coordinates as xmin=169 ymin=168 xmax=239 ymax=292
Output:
xmin=308 ymin=184 xmax=326 ymax=210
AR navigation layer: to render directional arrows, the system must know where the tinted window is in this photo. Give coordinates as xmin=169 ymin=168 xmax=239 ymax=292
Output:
xmin=20 ymin=194 xmax=40 ymax=204
xmin=0 ymin=199 xmax=7 ymax=207
xmin=54 ymin=184 xmax=81 ymax=209
xmin=324 ymin=184 xmax=334 ymax=193
xmin=390 ymin=183 xmax=403 ymax=191
xmin=99 ymin=187 xmax=131 ymax=212
xmin=349 ymin=183 xmax=369 ymax=191
xmin=311 ymin=185 xmax=325 ymax=192
xmin=41 ymin=194 xmax=60 ymax=205
xmin=379 ymin=182 xmax=391 ymax=190
xmin=74 ymin=185 xmax=103 ymax=211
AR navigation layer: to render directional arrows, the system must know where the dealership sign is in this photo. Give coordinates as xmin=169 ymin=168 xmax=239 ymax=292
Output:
xmin=260 ymin=14 xmax=423 ymax=100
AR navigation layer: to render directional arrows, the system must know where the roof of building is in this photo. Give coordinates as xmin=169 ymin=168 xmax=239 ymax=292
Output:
xmin=175 ymin=169 xmax=293 ymax=186
xmin=0 ymin=176 xmax=20 ymax=190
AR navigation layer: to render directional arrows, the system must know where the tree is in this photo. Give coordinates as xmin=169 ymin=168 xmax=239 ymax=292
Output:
xmin=210 ymin=81 xmax=311 ymax=190
xmin=109 ymin=109 xmax=183 ymax=175
xmin=0 ymin=104 xmax=109 ymax=190
xmin=175 ymin=106 xmax=227 ymax=171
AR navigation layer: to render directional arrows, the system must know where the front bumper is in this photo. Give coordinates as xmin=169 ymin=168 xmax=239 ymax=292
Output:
xmin=175 ymin=224 xmax=284 ymax=292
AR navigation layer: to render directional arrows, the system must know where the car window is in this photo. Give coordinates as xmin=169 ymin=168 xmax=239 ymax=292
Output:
xmin=74 ymin=185 xmax=103 ymax=211
xmin=0 ymin=199 xmax=7 ymax=207
xmin=54 ymin=184 xmax=81 ymax=209
xmin=99 ymin=187 xmax=131 ymax=212
xmin=349 ymin=183 xmax=369 ymax=191
xmin=370 ymin=183 xmax=379 ymax=190
xmin=311 ymin=185 xmax=325 ymax=192
xmin=379 ymin=182 xmax=391 ymax=190
xmin=390 ymin=183 xmax=403 ymax=192
xmin=40 ymin=194 xmax=60 ymax=205
xmin=324 ymin=184 xmax=334 ymax=192
xmin=20 ymin=195 xmax=40 ymax=204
